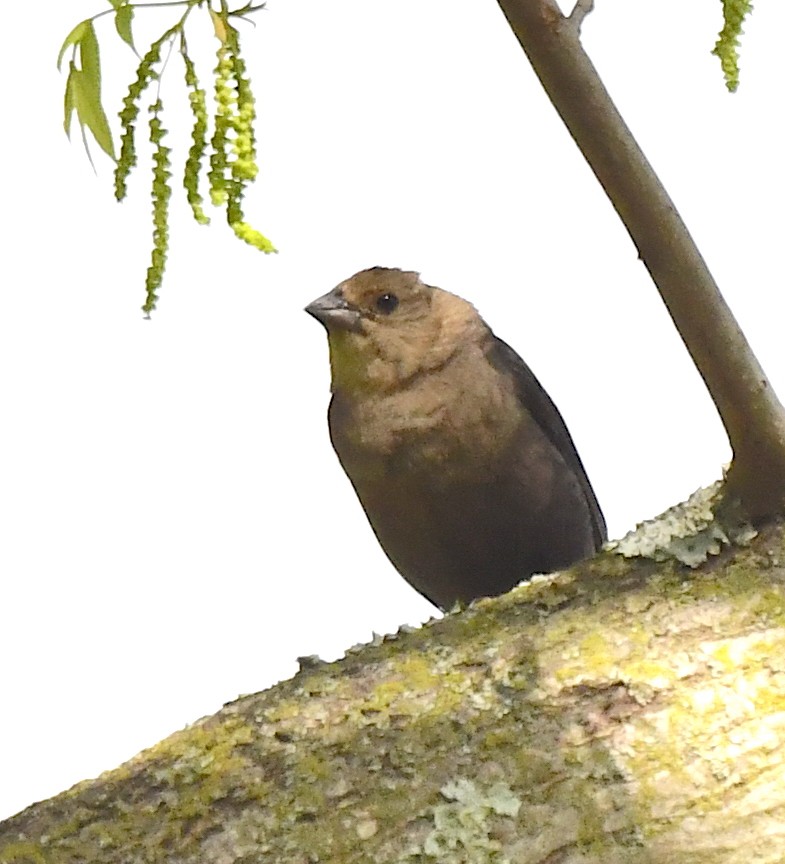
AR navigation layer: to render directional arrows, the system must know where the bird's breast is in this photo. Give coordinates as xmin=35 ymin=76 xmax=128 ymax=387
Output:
xmin=328 ymin=370 xmax=524 ymax=483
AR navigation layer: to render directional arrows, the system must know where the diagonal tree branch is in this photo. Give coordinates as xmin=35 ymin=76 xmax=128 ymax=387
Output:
xmin=495 ymin=0 xmax=785 ymax=523
xmin=4 ymin=524 xmax=785 ymax=860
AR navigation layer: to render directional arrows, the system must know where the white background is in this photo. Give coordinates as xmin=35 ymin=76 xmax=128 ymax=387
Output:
xmin=1 ymin=0 xmax=783 ymax=820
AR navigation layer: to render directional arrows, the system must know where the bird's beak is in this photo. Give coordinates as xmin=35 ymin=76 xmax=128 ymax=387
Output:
xmin=305 ymin=288 xmax=363 ymax=333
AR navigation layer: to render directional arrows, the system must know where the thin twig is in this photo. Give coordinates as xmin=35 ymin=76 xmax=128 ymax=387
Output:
xmin=569 ymin=0 xmax=594 ymax=33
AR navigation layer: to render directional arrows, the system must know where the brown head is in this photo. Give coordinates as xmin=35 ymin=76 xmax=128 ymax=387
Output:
xmin=305 ymin=267 xmax=486 ymax=393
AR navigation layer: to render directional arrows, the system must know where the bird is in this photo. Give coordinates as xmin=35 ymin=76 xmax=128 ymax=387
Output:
xmin=305 ymin=267 xmax=606 ymax=611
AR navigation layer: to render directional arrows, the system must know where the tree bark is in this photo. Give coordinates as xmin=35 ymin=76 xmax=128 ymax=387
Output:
xmin=494 ymin=0 xmax=785 ymax=523
xmin=3 ymin=520 xmax=785 ymax=863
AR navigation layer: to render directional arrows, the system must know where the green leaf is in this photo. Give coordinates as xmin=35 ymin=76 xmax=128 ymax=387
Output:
xmin=57 ymin=19 xmax=89 ymax=70
xmin=60 ymin=20 xmax=115 ymax=159
xmin=71 ymin=63 xmax=117 ymax=160
xmin=64 ymin=67 xmax=97 ymax=167
xmin=115 ymin=5 xmax=135 ymax=50
xmin=63 ymin=63 xmax=78 ymax=137
xmin=106 ymin=0 xmax=123 ymax=9
xmin=79 ymin=21 xmax=101 ymax=84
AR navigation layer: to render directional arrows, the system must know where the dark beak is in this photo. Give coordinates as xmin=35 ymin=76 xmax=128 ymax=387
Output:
xmin=305 ymin=288 xmax=363 ymax=333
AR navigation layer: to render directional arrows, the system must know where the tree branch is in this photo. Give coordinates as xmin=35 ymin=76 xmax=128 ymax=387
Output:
xmin=495 ymin=0 xmax=785 ymax=522
xmin=3 ymin=526 xmax=785 ymax=860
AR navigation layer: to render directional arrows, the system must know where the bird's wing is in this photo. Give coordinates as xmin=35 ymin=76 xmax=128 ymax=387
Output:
xmin=484 ymin=334 xmax=608 ymax=549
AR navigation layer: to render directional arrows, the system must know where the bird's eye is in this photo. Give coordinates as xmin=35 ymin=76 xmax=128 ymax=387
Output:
xmin=375 ymin=292 xmax=399 ymax=314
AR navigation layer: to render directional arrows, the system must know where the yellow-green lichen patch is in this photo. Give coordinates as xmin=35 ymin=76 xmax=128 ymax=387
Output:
xmin=536 ymin=601 xmax=659 ymax=694
xmin=26 ymin=715 xmax=263 ymax=860
xmin=359 ymin=654 xmax=463 ymax=720
xmin=0 ymin=841 xmax=47 ymax=864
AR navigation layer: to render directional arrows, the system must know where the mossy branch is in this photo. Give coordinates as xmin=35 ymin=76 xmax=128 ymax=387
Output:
xmin=3 ymin=517 xmax=785 ymax=860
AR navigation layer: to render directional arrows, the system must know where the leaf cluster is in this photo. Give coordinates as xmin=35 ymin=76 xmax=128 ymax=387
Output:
xmin=59 ymin=0 xmax=276 ymax=315
xmin=58 ymin=0 xmax=756 ymax=314
xmin=59 ymin=18 xmax=115 ymax=162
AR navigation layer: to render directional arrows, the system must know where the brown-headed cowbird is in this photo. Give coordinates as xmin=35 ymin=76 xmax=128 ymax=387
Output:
xmin=306 ymin=267 xmax=606 ymax=611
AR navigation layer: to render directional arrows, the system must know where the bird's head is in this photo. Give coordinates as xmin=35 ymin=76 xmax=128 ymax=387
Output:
xmin=305 ymin=267 xmax=483 ymax=393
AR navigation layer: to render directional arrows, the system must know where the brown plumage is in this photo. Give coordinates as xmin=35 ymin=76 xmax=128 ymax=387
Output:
xmin=306 ymin=267 xmax=606 ymax=611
